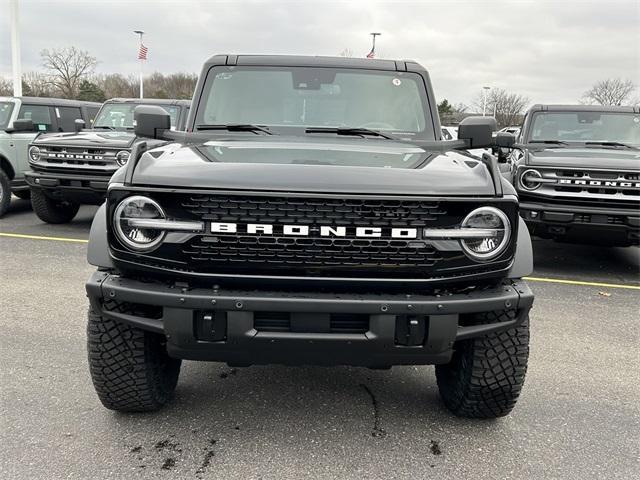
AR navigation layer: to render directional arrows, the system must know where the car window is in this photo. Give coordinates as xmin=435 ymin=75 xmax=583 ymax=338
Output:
xmin=87 ymin=106 xmax=101 ymax=125
xmin=18 ymin=104 xmax=54 ymax=132
xmin=197 ymin=66 xmax=432 ymax=138
xmin=0 ymin=102 xmax=14 ymax=130
xmin=56 ymin=106 xmax=83 ymax=132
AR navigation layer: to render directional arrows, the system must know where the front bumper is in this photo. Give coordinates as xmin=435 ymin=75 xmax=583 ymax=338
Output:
xmin=25 ymin=170 xmax=114 ymax=204
xmin=520 ymin=200 xmax=640 ymax=246
xmin=86 ymin=271 xmax=534 ymax=367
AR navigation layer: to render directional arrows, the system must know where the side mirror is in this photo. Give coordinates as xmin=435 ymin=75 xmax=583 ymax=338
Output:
xmin=74 ymin=119 xmax=86 ymax=133
xmin=457 ymin=116 xmax=497 ymax=149
xmin=495 ymin=131 xmax=516 ymax=148
xmin=10 ymin=119 xmax=35 ymax=133
xmin=134 ymin=105 xmax=171 ymax=139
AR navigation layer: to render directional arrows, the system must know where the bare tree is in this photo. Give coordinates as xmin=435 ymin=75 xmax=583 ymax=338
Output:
xmin=41 ymin=47 xmax=98 ymax=98
xmin=92 ymin=73 xmax=137 ymax=99
xmin=22 ymin=71 xmax=55 ymax=97
xmin=582 ymin=78 xmax=636 ymax=106
xmin=473 ymin=88 xmax=529 ymax=128
xmin=0 ymin=77 xmax=11 ymax=96
xmin=338 ymin=48 xmax=353 ymax=58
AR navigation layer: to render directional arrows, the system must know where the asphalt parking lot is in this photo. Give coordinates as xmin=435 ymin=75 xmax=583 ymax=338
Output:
xmin=1 ymin=198 xmax=639 ymax=480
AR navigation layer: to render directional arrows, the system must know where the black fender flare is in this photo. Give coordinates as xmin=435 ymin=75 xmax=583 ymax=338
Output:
xmin=508 ymin=217 xmax=533 ymax=278
xmin=87 ymin=203 xmax=115 ymax=268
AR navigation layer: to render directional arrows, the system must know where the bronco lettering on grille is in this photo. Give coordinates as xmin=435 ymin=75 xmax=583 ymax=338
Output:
xmin=211 ymin=222 xmax=419 ymax=238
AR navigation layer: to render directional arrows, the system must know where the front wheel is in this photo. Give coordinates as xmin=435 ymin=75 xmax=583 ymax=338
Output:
xmin=436 ymin=311 xmax=530 ymax=418
xmin=30 ymin=188 xmax=79 ymax=224
xmin=87 ymin=307 xmax=182 ymax=412
xmin=0 ymin=169 xmax=10 ymax=217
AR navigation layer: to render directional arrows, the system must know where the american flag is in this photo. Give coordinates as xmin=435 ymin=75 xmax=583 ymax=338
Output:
xmin=138 ymin=44 xmax=148 ymax=60
xmin=366 ymin=47 xmax=375 ymax=59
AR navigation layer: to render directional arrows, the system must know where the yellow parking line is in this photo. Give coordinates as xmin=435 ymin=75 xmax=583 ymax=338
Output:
xmin=0 ymin=232 xmax=89 ymax=243
xmin=524 ymin=276 xmax=640 ymax=290
xmin=1 ymin=232 xmax=638 ymax=290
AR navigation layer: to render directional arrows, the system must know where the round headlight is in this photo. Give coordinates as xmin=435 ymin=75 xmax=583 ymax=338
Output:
xmin=115 ymin=150 xmax=130 ymax=166
xmin=460 ymin=207 xmax=511 ymax=261
xmin=114 ymin=196 xmax=166 ymax=252
xmin=519 ymin=169 xmax=542 ymax=191
xmin=29 ymin=146 xmax=41 ymax=162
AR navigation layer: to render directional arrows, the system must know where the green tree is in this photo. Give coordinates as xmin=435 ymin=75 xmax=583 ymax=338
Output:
xmin=77 ymin=80 xmax=106 ymax=102
xmin=437 ymin=99 xmax=454 ymax=117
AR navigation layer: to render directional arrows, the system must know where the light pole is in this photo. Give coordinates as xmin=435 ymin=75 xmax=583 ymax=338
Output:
xmin=10 ymin=0 xmax=22 ymax=97
xmin=482 ymin=86 xmax=491 ymax=116
xmin=134 ymin=30 xmax=145 ymax=99
xmin=367 ymin=32 xmax=381 ymax=58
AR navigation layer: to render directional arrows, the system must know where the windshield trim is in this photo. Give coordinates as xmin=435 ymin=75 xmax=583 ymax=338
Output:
xmin=193 ymin=65 xmax=436 ymax=140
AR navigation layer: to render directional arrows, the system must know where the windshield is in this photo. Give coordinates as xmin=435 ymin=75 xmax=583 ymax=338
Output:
xmin=195 ymin=66 xmax=432 ymax=138
xmin=197 ymin=139 xmax=427 ymax=169
xmin=93 ymin=103 xmax=180 ymax=129
xmin=528 ymin=111 xmax=640 ymax=145
xmin=0 ymin=101 xmax=15 ymax=130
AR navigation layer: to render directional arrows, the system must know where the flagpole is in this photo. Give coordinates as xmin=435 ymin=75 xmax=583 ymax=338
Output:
xmin=369 ymin=32 xmax=381 ymax=58
xmin=10 ymin=0 xmax=22 ymax=97
xmin=134 ymin=30 xmax=144 ymax=99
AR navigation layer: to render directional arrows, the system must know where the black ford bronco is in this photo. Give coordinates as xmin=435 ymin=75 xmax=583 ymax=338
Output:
xmin=504 ymin=105 xmax=639 ymax=246
xmin=85 ymin=55 xmax=534 ymax=418
xmin=25 ymin=98 xmax=190 ymax=224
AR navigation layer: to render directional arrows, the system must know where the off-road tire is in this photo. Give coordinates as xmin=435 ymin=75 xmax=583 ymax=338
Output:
xmin=13 ymin=189 xmax=31 ymax=200
xmin=435 ymin=311 xmax=529 ymax=419
xmin=87 ymin=307 xmax=181 ymax=412
xmin=0 ymin=169 xmax=10 ymax=217
xmin=31 ymin=188 xmax=79 ymax=224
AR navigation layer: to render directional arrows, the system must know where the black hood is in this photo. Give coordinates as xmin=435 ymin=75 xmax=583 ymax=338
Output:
xmin=33 ymin=130 xmax=137 ymax=149
xmin=131 ymin=136 xmax=497 ymax=196
xmin=526 ymin=146 xmax=640 ymax=170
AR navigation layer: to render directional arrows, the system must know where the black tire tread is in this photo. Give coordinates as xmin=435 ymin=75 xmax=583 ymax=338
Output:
xmin=87 ymin=307 xmax=181 ymax=412
xmin=0 ymin=169 xmax=10 ymax=217
xmin=31 ymin=188 xmax=79 ymax=224
xmin=436 ymin=311 xmax=529 ymax=419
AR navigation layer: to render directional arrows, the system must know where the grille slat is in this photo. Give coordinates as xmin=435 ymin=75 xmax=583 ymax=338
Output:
xmin=178 ymin=195 xmax=445 ymax=273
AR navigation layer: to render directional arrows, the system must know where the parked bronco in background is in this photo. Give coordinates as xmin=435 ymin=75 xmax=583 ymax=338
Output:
xmin=25 ymin=98 xmax=191 ymax=223
xmin=0 ymin=96 xmax=100 ymax=217
xmin=502 ymin=105 xmax=639 ymax=246
xmin=85 ymin=54 xmax=534 ymax=419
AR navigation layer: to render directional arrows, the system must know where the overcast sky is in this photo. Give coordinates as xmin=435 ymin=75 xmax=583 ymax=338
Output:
xmin=1 ymin=0 xmax=638 ymax=107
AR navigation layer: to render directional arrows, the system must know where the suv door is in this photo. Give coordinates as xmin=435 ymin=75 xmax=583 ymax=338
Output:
xmin=11 ymin=104 xmax=56 ymax=179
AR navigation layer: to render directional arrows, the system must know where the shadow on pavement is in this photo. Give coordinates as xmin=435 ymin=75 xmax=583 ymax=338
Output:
xmin=531 ymin=237 xmax=639 ymax=282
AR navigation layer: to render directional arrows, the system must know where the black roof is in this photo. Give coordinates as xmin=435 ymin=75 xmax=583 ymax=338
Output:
xmin=203 ymin=54 xmax=415 ymax=72
xmin=0 ymin=96 xmax=101 ymax=107
xmin=105 ymin=98 xmax=191 ymax=106
xmin=528 ymin=104 xmax=639 ymax=113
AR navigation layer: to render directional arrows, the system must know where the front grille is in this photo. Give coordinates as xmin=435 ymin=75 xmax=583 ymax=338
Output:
xmin=521 ymin=168 xmax=640 ymax=208
xmin=111 ymin=191 xmax=517 ymax=280
xmin=32 ymin=145 xmax=121 ymax=174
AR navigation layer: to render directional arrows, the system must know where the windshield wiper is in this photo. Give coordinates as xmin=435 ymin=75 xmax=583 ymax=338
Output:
xmin=585 ymin=141 xmax=638 ymax=150
xmin=93 ymin=125 xmax=116 ymax=130
xmin=528 ymin=140 xmax=570 ymax=146
xmin=305 ymin=127 xmax=399 ymax=140
xmin=196 ymin=124 xmax=272 ymax=135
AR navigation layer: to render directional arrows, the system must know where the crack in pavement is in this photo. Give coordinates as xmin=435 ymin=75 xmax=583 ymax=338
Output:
xmin=360 ymin=383 xmax=387 ymax=438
